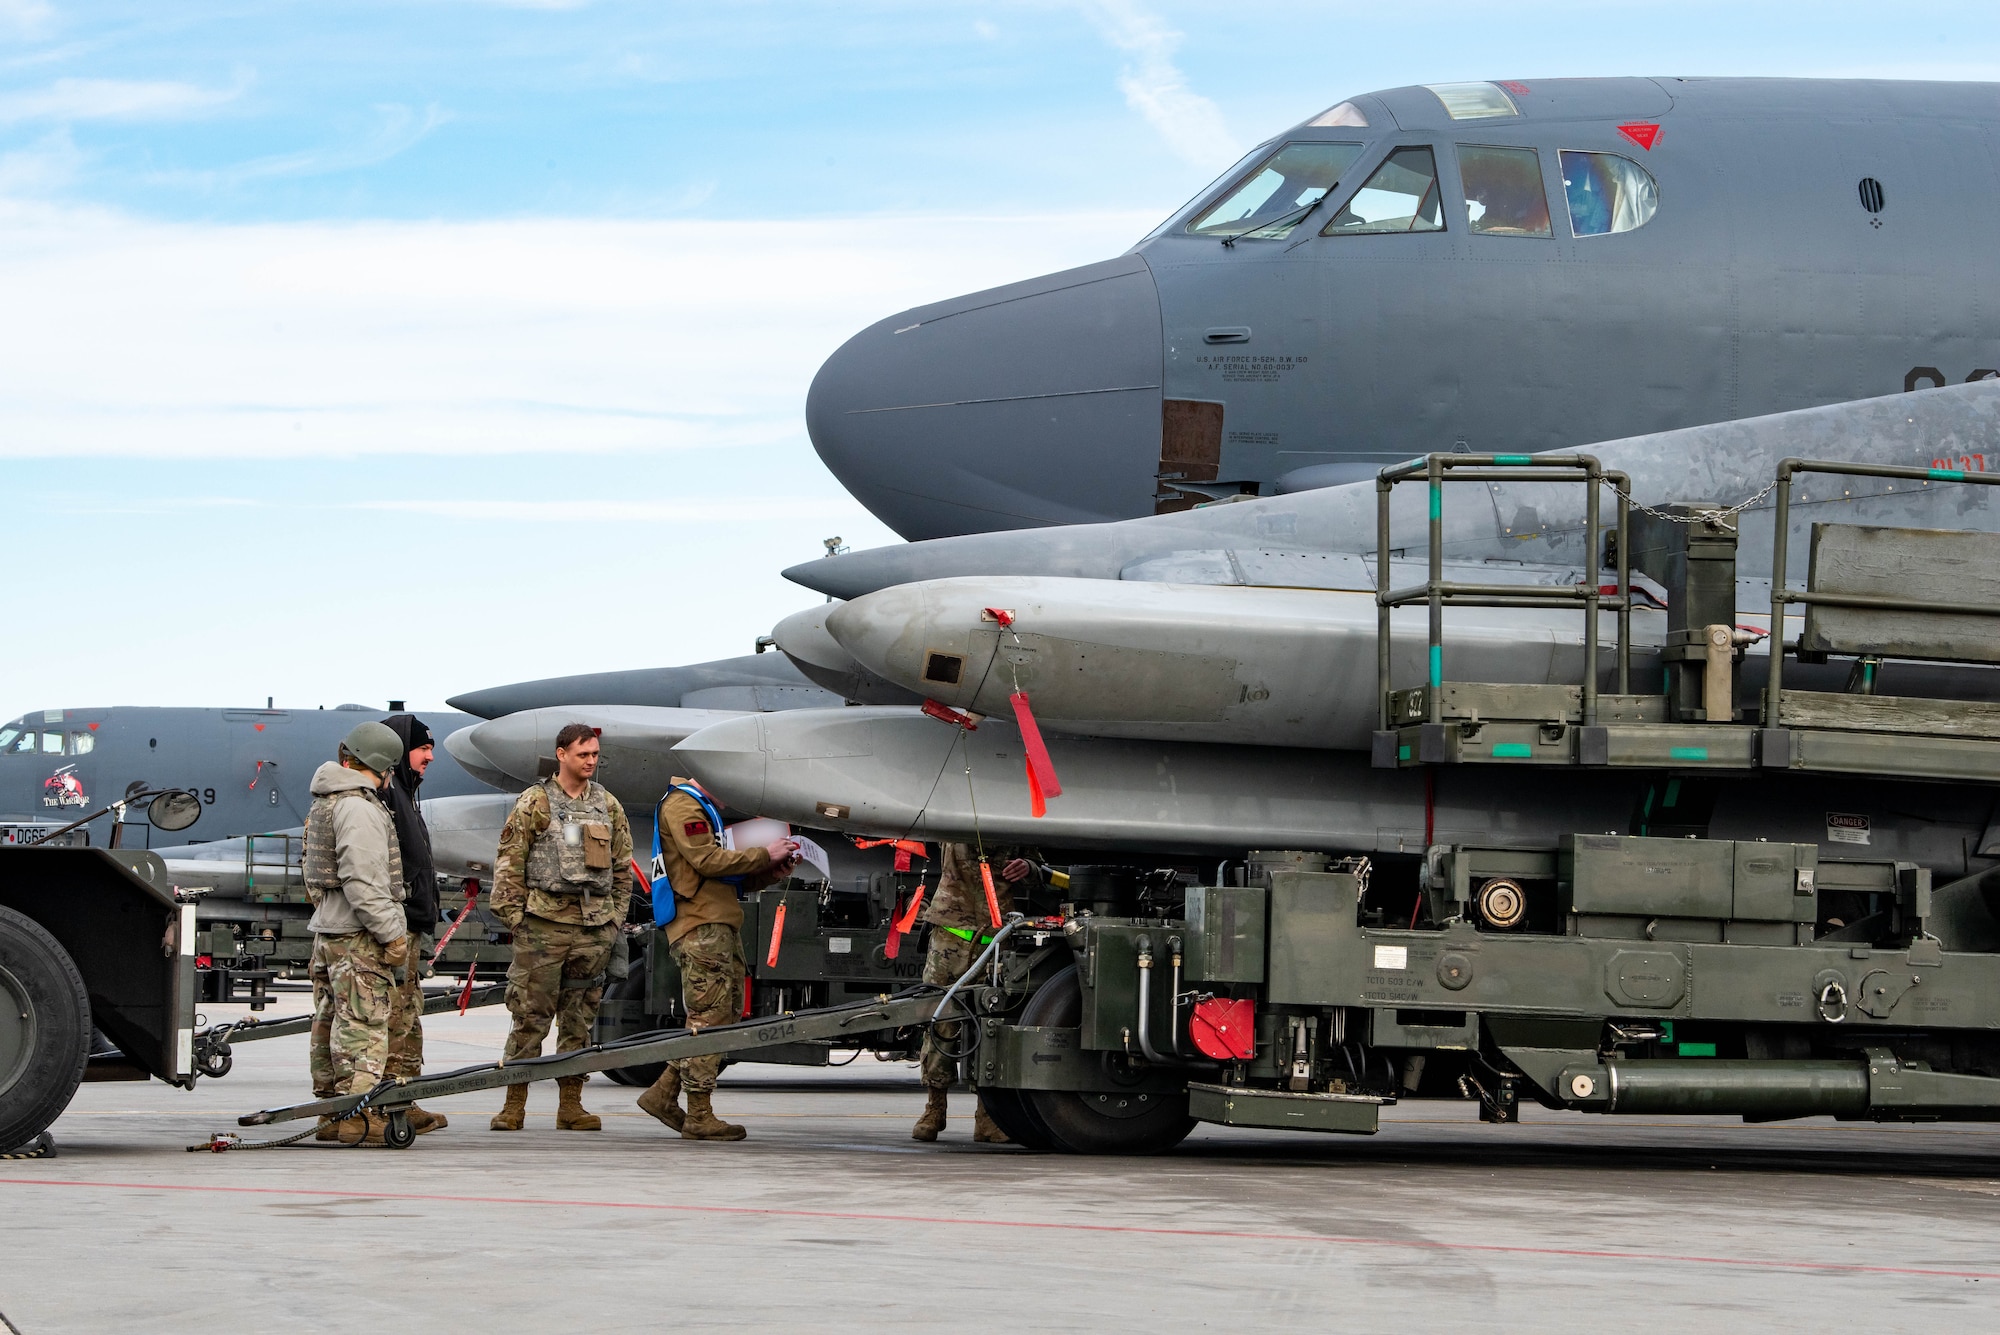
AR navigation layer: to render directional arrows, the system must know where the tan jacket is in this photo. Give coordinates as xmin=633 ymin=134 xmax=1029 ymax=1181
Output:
xmin=654 ymin=781 xmax=780 ymax=945
xmin=303 ymin=761 xmax=408 ymax=945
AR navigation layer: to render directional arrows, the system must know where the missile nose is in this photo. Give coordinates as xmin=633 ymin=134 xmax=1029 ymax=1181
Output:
xmin=448 ymin=712 xmax=546 ymax=788
xmin=671 ymin=715 xmax=771 ymax=814
xmin=807 ymin=255 xmax=1165 ymax=541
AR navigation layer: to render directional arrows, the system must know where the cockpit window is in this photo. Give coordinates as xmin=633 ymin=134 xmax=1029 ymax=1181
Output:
xmin=1460 ymin=145 xmax=1551 ymax=237
xmin=1308 ymin=101 xmax=1368 ymax=128
xmin=1322 ymin=147 xmax=1444 ymax=235
xmin=40 ymin=731 xmax=63 ymax=755
xmin=1561 ymin=150 xmax=1658 ymax=237
xmin=1187 ymin=142 xmax=1366 ymax=240
xmin=1427 ymin=83 xmax=1519 ymax=121
xmin=69 ymin=731 xmax=94 ymax=755
xmin=0 ymin=728 xmax=19 ymax=752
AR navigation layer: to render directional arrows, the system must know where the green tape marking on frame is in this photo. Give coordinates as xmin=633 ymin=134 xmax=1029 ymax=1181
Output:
xmin=1669 ymin=746 xmax=1709 ymax=761
xmin=1676 ymin=1042 xmax=1717 ymax=1058
xmin=1429 ymin=645 xmax=1442 ymax=688
xmin=1491 ymin=743 xmax=1533 ymax=758
xmin=1495 ymin=454 xmax=1531 ymax=464
xmin=1931 ymin=467 xmax=1968 ymax=481
xmin=1398 ymin=744 xmax=1411 ymax=761
xmin=1429 ymin=485 xmax=1442 ymax=519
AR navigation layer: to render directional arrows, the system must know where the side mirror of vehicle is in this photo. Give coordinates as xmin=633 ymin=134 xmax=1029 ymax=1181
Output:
xmin=148 ymin=790 xmax=202 ymax=833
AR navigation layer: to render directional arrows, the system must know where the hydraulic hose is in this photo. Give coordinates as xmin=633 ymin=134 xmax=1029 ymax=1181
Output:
xmin=932 ymin=913 xmax=1026 ymax=1024
xmin=1168 ymin=935 xmax=1184 ymax=1056
xmin=1136 ymin=934 xmax=1169 ymax=1063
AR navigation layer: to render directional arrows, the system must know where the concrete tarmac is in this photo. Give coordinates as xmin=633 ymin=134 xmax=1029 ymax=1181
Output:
xmin=4 ymin=992 xmax=2000 ymax=1333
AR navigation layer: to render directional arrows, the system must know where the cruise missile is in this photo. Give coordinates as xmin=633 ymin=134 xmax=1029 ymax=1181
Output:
xmin=669 ymin=706 xmax=1995 ymax=864
xmin=443 ymin=705 xmax=752 ymax=809
xmin=824 ymin=575 xmax=1657 ymax=750
xmin=769 ymin=605 xmax=924 ymax=706
xmin=787 ymin=380 xmax=2000 ymax=600
xmin=447 ymin=653 xmax=841 ymax=719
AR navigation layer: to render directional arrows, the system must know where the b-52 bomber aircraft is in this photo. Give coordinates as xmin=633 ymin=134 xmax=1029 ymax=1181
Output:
xmin=0 ymin=704 xmax=488 ymax=845
xmin=807 ymin=77 xmax=2000 ymax=539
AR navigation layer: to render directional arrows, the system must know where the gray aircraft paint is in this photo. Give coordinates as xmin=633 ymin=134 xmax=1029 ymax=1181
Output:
xmin=447 ymin=653 xmax=840 ymax=720
xmin=0 ymin=705 xmax=487 ymax=844
xmin=808 ymin=78 xmax=2000 ymax=541
xmin=790 ymin=378 xmax=2000 ymax=600
xmin=156 ymin=791 xmax=519 ymax=887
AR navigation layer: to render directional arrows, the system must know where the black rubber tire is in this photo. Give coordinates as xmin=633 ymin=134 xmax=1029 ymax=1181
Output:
xmin=601 ymin=962 xmax=668 ymax=1087
xmin=383 ymin=1111 xmax=416 ymax=1149
xmin=972 ymin=1085 xmax=1056 ymax=1152
xmin=0 ymin=905 xmax=91 ymax=1154
xmin=1019 ymin=965 xmax=1194 ymax=1156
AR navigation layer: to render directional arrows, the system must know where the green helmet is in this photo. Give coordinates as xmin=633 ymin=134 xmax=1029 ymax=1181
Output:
xmin=340 ymin=720 xmax=403 ymax=774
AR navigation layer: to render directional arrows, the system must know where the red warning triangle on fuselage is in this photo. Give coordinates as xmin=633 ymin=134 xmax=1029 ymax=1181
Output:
xmin=1617 ymin=122 xmax=1661 ymax=151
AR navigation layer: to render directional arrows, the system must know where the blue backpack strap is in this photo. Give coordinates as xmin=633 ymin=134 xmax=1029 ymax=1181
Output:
xmin=648 ymin=817 xmax=676 ymax=928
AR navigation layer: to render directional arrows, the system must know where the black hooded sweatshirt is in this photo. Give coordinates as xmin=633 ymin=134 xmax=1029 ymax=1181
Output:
xmin=380 ymin=714 xmax=439 ymax=936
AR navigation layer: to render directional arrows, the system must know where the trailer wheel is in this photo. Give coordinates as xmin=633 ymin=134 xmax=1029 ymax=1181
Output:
xmin=0 ymin=905 xmax=91 ymax=1153
xmin=1018 ymin=965 xmax=1195 ymax=1156
xmin=382 ymin=1110 xmax=416 ymax=1149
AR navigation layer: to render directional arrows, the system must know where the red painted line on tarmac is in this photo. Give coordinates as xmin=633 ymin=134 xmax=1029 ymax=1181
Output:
xmin=1 ymin=1177 xmax=1994 ymax=1281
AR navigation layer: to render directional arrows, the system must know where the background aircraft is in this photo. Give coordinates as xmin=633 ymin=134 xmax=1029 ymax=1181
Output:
xmin=806 ymin=77 xmax=2000 ymax=540
xmin=0 ymin=704 xmax=487 ymax=846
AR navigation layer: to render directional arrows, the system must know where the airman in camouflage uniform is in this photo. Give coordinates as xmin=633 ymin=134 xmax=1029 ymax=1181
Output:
xmin=634 ymin=776 xmax=796 ymax=1142
xmin=913 ymin=841 xmax=1043 ymax=1143
xmin=303 ymin=721 xmax=409 ymax=1148
xmin=488 ymin=723 xmax=633 ymax=1132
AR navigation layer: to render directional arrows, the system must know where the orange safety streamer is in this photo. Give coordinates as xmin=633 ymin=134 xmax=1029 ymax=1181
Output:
xmin=853 ymin=837 xmax=928 ymax=872
xmin=457 ymin=961 xmax=479 ymax=1016
xmin=893 ymin=880 xmax=928 ymax=934
xmin=980 ymin=859 xmax=1002 ymax=929
xmin=766 ymin=900 xmax=788 ymax=968
xmin=1010 ymin=691 xmax=1063 ymax=801
xmin=1025 ymin=756 xmax=1047 ymax=818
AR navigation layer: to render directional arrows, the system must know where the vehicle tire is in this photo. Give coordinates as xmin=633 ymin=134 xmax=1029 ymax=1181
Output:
xmin=1019 ymin=965 xmax=1194 ymax=1156
xmin=972 ymin=1085 xmax=1057 ymax=1152
xmin=0 ymin=905 xmax=91 ymax=1154
xmin=601 ymin=966 xmax=668 ymax=1088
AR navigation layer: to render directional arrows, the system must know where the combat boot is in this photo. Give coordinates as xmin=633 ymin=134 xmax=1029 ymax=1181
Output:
xmin=911 ymin=1088 xmax=948 ymax=1142
xmin=680 ymin=1090 xmax=747 ymax=1142
xmin=406 ymin=1104 xmax=448 ymax=1135
xmin=359 ymin=1109 xmax=395 ymax=1147
xmin=972 ymin=1098 xmax=1011 ymax=1145
xmin=556 ymin=1078 xmax=602 ymax=1131
xmin=490 ymin=1082 xmax=528 ymax=1131
xmin=636 ymin=1066 xmax=685 ymax=1132
xmin=333 ymin=1111 xmax=371 ymax=1146
xmin=315 ymin=1115 xmax=340 ymax=1143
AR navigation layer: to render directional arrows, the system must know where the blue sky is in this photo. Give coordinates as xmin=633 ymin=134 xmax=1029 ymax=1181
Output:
xmin=3 ymin=1 xmax=1996 ymax=711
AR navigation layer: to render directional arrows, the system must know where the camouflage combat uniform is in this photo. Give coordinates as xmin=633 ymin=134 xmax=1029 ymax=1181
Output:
xmin=654 ymin=781 xmax=783 ymax=1093
xmin=303 ymin=762 xmax=407 ymax=1098
xmin=491 ymin=777 xmax=633 ymax=1065
xmin=920 ymin=842 xmax=1038 ymax=1089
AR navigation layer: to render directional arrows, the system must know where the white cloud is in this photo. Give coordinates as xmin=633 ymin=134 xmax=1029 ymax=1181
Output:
xmin=1078 ymin=0 xmax=1238 ymax=169
xmin=0 ymin=76 xmax=245 ymax=125
xmin=0 ymin=207 xmax=1157 ymax=461
xmin=0 ymin=0 xmax=51 ymax=36
xmin=152 ymin=101 xmax=447 ymax=187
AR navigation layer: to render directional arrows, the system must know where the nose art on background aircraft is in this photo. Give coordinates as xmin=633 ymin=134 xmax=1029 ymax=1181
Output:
xmin=806 ymin=255 xmax=1165 ymax=541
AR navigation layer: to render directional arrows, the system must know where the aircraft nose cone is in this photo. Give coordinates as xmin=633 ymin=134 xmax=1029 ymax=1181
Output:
xmin=671 ymin=715 xmax=771 ymax=814
xmin=807 ymin=255 xmax=1164 ymax=540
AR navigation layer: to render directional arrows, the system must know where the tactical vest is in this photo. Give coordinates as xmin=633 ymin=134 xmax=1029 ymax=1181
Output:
xmin=302 ymin=787 xmax=404 ymax=906
xmin=524 ymin=778 xmax=615 ymax=897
